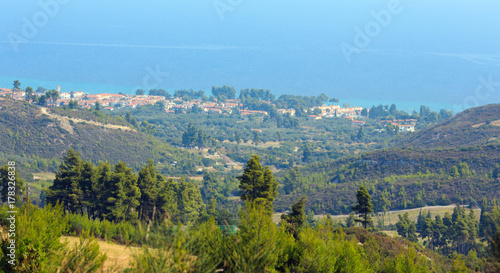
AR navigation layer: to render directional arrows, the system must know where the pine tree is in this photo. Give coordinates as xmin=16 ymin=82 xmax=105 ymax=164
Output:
xmin=398 ymin=186 xmax=408 ymax=209
xmin=176 ymin=177 xmax=206 ymax=223
xmin=408 ymin=222 xmax=418 ymax=243
xmin=235 ymin=200 xmax=282 ymax=272
xmin=157 ymin=178 xmax=179 ymax=222
xmin=421 ymin=217 xmax=434 ymax=248
xmin=352 ymin=185 xmax=374 ymax=229
xmin=196 ymin=129 xmax=206 ymax=148
xmin=356 ymin=126 xmax=364 ymax=140
xmin=252 ymin=131 xmax=260 ymax=146
xmin=237 ymin=155 xmax=278 ymax=213
xmin=466 ymin=207 xmax=477 ymax=250
xmin=416 ymin=209 xmax=425 ymax=234
xmin=375 ymin=189 xmax=391 ymax=227
xmin=94 ymin=162 xmax=113 ymax=219
xmin=25 ymin=86 xmax=34 ymax=102
xmin=433 ymin=215 xmax=447 ymax=250
xmin=47 ymin=148 xmax=84 ymax=213
xmin=182 ymin=122 xmax=197 ymax=147
xmin=281 ymin=196 xmax=307 ymax=238
xmin=79 ymin=161 xmax=97 ymax=218
xmin=107 ymin=162 xmax=141 ymax=222
xmin=452 ymin=206 xmax=470 ymax=254
xmin=479 ymin=197 xmax=489 ymax=238
xmin=302 ymin=146 xmax=312 ymax=162
xmin=396 ymin=212 xmax=418 ymax=242
xmin=12 ymin=80 xmax=21 ymax=98
xmin=137 ymin=159 xmax=159 ymax=221
xmin=94 ymin=101 xmax=102 ymax=111
xmin=283 ymin=167 xmax=302 ymax=195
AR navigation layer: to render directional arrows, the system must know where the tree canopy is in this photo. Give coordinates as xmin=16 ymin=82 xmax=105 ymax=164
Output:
xmin=352 ymin=185 xmax=374 ymax=229
xmin=237 ymin=155 xmax=278 ymax=213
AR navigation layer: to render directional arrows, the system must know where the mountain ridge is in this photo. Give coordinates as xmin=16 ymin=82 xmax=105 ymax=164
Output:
xmin=275 ymin=103 xmax=500 ymax=214
xmin=398 ymin=103 xmax=500 ymax=149
xmin=0 ymin=98 xmax=201 ymax=176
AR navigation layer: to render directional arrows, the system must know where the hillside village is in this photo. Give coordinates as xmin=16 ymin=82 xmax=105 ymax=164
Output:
xmin=0 ymin=87 xmax=416 ymax=132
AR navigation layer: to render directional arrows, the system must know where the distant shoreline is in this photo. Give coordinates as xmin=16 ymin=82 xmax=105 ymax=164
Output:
xmin=0 ymin=75 xmax=466 ymax=113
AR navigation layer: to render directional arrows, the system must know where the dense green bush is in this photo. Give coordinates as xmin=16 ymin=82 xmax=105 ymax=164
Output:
xmin=0 ymin=204 xmax=106 ymax=273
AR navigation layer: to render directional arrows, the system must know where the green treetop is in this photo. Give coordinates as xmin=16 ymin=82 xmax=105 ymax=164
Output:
xmin=281 ymin=196 xmax=307 ymax=238
xmin=396 ymin=212 xmax=418 ymax=242
xmin=237 ymin=155 xmax=278 ymax=213
xmin=352 ymin=185 xmax=374 ymax=229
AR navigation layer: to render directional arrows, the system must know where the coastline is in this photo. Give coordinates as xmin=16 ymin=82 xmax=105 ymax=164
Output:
xmin=0 ymin=75 xmax=469 ymax=113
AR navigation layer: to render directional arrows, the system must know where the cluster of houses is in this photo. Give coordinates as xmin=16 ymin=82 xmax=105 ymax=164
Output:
xmin=306 ymin=105 xmax=365 ymax=120
xmin=58 ymin=92 xmax=166 ymax=110
xmin=380 ymin=119 xmax=417 ymax=132
xmin=0 ymin=87 xmax=416 ymax=132
xmin=0 ymin=88 xmax=25 ymax=100
xmin=0 ymin=88 xmax=364 ymax=118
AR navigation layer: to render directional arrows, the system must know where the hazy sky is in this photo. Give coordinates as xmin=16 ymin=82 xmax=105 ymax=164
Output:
xmin=1 ymin=1 xmax=499 ymax=110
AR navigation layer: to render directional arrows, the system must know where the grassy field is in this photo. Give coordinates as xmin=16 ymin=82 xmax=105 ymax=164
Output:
xmin=164 ymin=176 xmax=204 ymax=181
xmin=32 ymin=172 xmax=56 ymax=181
xmin=272 ymin=213 xmax=284 ymax=224
xmin=315 ymin=205 xmax=481 ymax=227
xmin=61 ymin=236 xmax=138 ymax=272
xmin=30 ymin=172 xmax=55 ymax=191
xmin=238 ymin=140 xmax=282 ymax=148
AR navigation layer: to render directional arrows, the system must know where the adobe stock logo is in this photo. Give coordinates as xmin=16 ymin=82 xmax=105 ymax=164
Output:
xmin=7 ymin=0 xmax=71 ymax=53
xmin=132 ymin=65 xmax=170 ymax=93
xmin=213 ymin=0 xmax=244 ymax=21
xmin=340 ymin=0 xmax=408 ymax=63
xmin=452 ymin=75 xmax=500 ymax=114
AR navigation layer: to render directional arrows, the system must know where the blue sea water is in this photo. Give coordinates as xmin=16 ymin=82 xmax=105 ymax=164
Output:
xmin=1 ymin=0 xmax=499 ymax=113
xmin=0 ymin=73 xmax=459 ymax=112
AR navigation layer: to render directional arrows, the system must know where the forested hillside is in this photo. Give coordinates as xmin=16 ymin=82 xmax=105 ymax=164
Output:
xmin=2 ymin=152 xmax=499 ymax=272
xmin=0 ymin=98 xmax=202 ymax=176
xmin=119 ymin=103 xmax=395 ymax=170
xmin=274 ymin=104 xmax=500 ymax=215
xmin=400 ymin=103 xmax=500 ymax=149
xmin=4 ymin=152 xmax=500 ymax=272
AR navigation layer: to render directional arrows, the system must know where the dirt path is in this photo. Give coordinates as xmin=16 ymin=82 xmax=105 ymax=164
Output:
xmin=40 ymin=107 xmax=135 ymax=133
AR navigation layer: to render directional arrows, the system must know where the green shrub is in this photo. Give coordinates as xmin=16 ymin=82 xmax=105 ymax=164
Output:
xmin=381 ymin=246 xmax=430 ymax=273
xmin=0 ymin=203 xmax=67 ymax=272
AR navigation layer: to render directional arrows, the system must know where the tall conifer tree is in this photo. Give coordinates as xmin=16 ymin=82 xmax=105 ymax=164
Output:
xmin=352 ymin=185 xmax=374 ymax=229
xmin=237 ymin=155 xmax=278 ymax=213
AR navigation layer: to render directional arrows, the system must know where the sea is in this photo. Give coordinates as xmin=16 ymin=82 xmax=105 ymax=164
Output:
xmin=1 ymin=0 xmax=499 ymax=113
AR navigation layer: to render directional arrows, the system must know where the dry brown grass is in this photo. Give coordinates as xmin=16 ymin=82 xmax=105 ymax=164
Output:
xmin=164 ymin=176 xmax=204 ymax=181
xmin=40 ymin=107 xmax=135 ymax=132
xmin=239 ymin=140 xmax=282 ymax=148
xmin=472 ymin=119 xmax=500 ymax=128
xmin=316 ymin=205 xmax=481 ymax=227
xmin=32 ymin=172 xmax=56 ymax=181
xmin=61 ymin=236 xmax=139 ymax=272
xmin=272 ymin=213 xmax=284 ymax=224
